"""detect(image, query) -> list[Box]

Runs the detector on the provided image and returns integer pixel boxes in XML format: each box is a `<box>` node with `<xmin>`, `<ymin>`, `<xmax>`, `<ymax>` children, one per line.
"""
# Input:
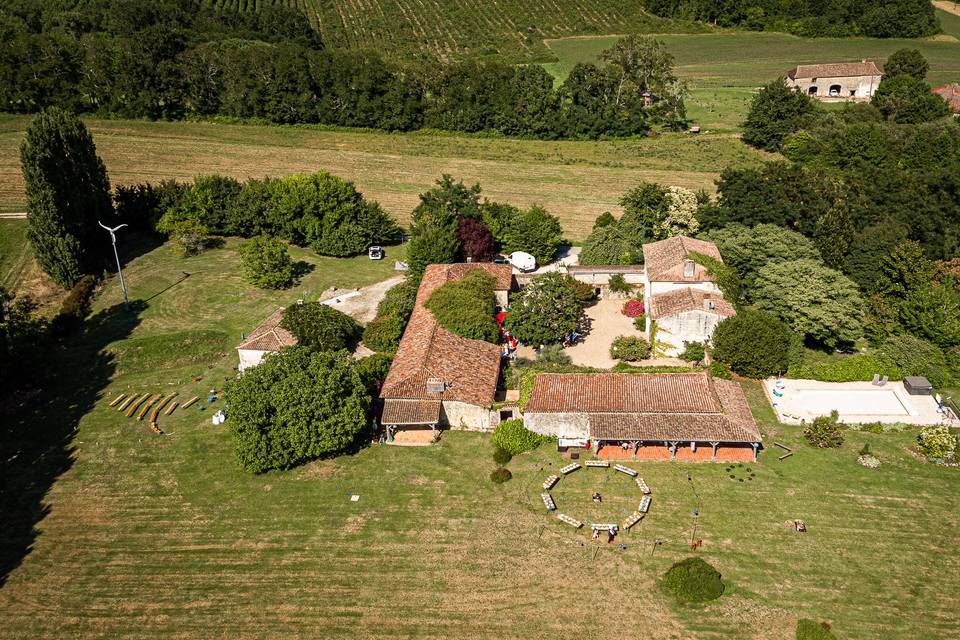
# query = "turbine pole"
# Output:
<box><xmin>99</xmin><ymin>221</ymin><xmax>129</xmax><ymax>307</ymax></box>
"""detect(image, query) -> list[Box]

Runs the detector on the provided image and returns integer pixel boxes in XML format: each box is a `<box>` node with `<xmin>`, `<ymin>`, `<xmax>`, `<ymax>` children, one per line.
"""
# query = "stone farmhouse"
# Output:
<box><xmin>785</xmin><ymin>61</ymin><xmax>881</xmax><ymax>101</ymax></box>
<box><xmin>933</xmin><ymin>83</ymin><xmax>960</xmax><ymax>114</ymax></box>
<box><xmin>523</xmin><ymin>371</ymin><xmax>762</xmax><ymax>462</ymax></box>
<box><xmin>641</xmin><ymin>236</ymin><xmax>735</xmax><ymax>356</ymax></box>
<box><xmin>379</xmin><ymin>263</ymin><xmax>514</xmax><ymax>443</ymax></box>
<box><xmin>236</xmin><ymin>308</ymin><xmax>297</xmax><ymax>372</ymax></box>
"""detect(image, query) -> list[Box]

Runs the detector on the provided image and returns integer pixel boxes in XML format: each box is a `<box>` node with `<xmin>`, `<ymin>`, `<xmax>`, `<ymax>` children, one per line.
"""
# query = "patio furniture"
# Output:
<box><xmin>614</xmin><ymin>464</ymin><xmax>638</xmax><ymax>477</ymax></box>
<box><xmin>590</xmin><ymin>523</ymin><xmax>618</xmax><ymax>532</ymax></box>
<box><xmin>638</xmin><ymin>495</ymin><xmax>652</xmax><ymax>513</ymax></box>
<box><xmin>557</xmin><ymin>513</ymin><xmax>582</xmax><ymax>528</ymax></box>
<box><xmin>541</xmin><ymin>493</ymin><xmax>556</xmax><ymax>511</ymax></box>
<box><xmin>871</xmin><ymin>374</ymin><xmax>881</xmax><ymax>385</ymax></box>
<box><xmin>772</xmin><ymin>388</ymin><xmax>783</xmax><ymax>397</ymax></box>
<box><xmin>879</xmin><ymin>375</ymin><xmax>889</xmax><ymax>386</ymax></box>
<box><xmin>560</xmin><ymin>463</ymin><xmax>581</xmax><ymax>475</ymax></box>
<box><xmin>585</xmin><ymin>460</ymin><xmax>609</xmax><ymax>468</ymax></box>
<box><xmin>542</xmin><ymin>475</ymin><xmax>559</xmax><ymax>490</ymax></box>
<box><xmin>635</xmin><ymin>477</ymin><xmax>651</xmax><ymax>494</ymax></box>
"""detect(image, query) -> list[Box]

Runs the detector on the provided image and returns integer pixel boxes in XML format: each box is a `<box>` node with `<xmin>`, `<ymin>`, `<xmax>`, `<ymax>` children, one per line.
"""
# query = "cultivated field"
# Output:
<box><xmin>1</xmin><ymin>239</ymin><xmax>958</xmax><ymax>638</ymax></box>
<box><xmin>202</xmin><ymin>0</ymin><xmax>705</xmax><ymax>62</ymax></box>
<box><xmin>544</xmin><ymin>23</ymin><xmax>960</xmax><ymax>130</ymax></box>
<box><xmin>0</xmin><ymin>115</ymin><xmax>768</xmax><ymax>241</ymax></box>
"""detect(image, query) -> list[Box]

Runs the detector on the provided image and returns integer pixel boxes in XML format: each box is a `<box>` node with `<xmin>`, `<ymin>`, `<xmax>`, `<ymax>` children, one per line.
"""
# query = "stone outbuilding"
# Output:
<box><xmin>523</xmin><ymin>372</ymin><xmax>762</xmax><ymax>462</ymax></box>
<box><xmin>566</xmin><ymin>265</ymin><xmax>645</xmax><ymax>298</ymax></box>
<box><xmin>379</xmin><ymin>263</ymin><xmax>513</xmax><ymax>443</ymax></box>
<box><xmin>236</xmin><ymin>308</ymin><xmax>297</xmax><ymax>372</ymax></box>
<box><xmin>785</xmin><ymin>61</ymin><xmax>881</xmax><ymax>101</ymax></box>
<box><xmin>649</xmin><ymin>288</ymin><xmax>735</xmax><ymax>356</ymax></box>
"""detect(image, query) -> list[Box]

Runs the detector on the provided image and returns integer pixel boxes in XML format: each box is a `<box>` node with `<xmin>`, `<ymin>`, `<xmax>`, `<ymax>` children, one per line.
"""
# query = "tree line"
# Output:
<box><xmin>642</xmin><ymin>0</ymin><xmax>940</xmax><ymax>38</ymax></box>
<box><xmin>1</xmin><ymin>1</ymin><xmax>686</xmax><ymax>137</ymax></box>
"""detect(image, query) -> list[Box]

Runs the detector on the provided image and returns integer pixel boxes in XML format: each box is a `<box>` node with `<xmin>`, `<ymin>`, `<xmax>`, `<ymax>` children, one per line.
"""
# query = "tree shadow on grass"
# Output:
<box><xmin>0</xmin><ymin>300</ymin><xmax>145</xmax><ymax>587</ymax></box>
<box><xmin>291</xmin><ymin>261</ymin><xmax>315</xmax><ymax>286</ymax></box>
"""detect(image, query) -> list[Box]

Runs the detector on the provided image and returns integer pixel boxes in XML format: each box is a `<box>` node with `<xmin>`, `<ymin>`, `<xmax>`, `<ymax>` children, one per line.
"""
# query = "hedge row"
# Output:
<box><xmin>788</xmin><ymin>353</ymin><xmax>902</xmax><ymax>383</ymax></box>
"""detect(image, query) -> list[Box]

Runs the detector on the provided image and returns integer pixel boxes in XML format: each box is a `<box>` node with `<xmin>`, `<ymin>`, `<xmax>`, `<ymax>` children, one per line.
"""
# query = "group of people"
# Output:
<box><xmin>495</xmin><ymin>306</ymin><xmax>519</xmax><ymax>357</ymax></box>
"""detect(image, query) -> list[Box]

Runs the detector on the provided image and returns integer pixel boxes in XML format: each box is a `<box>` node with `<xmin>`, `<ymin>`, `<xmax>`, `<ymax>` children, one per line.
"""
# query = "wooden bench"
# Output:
<box><xmin>181</xmin><ymin>396</ymin><xmax>200</xmax><ymax>410</ymax></box>
<box><xmin>622</xmin><ymin>512</ymin><xmax>645</xmax><ymax>530</ymax></box>
<box><xmin>590</xmin><ymin>523</ymin><xmax>618</xmax><ymax>532</ymax></box>
<box><xmin>560</xmin><ymin>463</ymin><xmax>581</xmax><ymax>475</ymax></box>
<box><xmin>542</xmin><ymin>475</ymin><xmax>559</xmax><ymax>490</ymax></box>
<box><xmin>541</xmin><ymin>493</ymin><xmax>556</xmax><ymax>511</ymax></box>
<box><xmin>136</xmin><ymin>395</ymin><xmax>160</xmax><ymax>421</ymax></box>
<box><xmin>109</xmin><ymin>394</ymin><xmax>126</xmax><ymax>407</ymax></box>
<box><xmin>614</xmin><ymin>464</ymin><xmax>638</xmax><ymax>477</ymax></box>
<box><xmin>638</xmin><ymin>495</ymin><xmax>651</xmax><ymax>513</ymax></box>
<box><xmin>119</xmin><ymin>393</ymin><xmax>145</xmax><ymax>412</ymax></box>
<box><xmin>557</xmin><ymin>513</ymin><xmax>582</xmax><ymax>528</ymax></box>
<box><xmin>124</xmin><ymin>393</ymin><xmax>152</xmax><ymax>417</ymax></box>
<box><xmin>584</xmin><ymin>460</ymin><xmax>609</xmax><ymax>468</ymax></box>
<box><xmin>164</xmin><ymin>401</ymin><xmax>179</xmax><ymax>416</ymax></box>
<box><xmin>635</xmin><ymin>477</ymin><xmax>651</xmax><ymax>494</ymax></box>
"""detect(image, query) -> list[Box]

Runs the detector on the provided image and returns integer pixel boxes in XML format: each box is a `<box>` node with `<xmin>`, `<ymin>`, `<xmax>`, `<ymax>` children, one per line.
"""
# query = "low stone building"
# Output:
<box><xmin>649</xmin><ymin>288</ymin><xmax>735</xmax><ymax>356</ymax></box>
<box><xmin>785</xmin><ymin>61</ymin><xmax>881</xmax><ymax>101</ymax></box>
<box><xmin>379</xmin><ymin>263</ymin><xmax>513</xmax><ymax>442</ymax></box>
<box><xmin>523</xmin><ymin>372</ymin><xmax>762</xmax><ymax>462</ymax></box>
<box><xmin>566</xmin><ymin>265</ymin><xmax>645</xmax><ymax>297</ymax></box>
<box><xmin>236</xmin><ymin>308</ymin><xmax>297</xmax><ymax>372</ymax></box>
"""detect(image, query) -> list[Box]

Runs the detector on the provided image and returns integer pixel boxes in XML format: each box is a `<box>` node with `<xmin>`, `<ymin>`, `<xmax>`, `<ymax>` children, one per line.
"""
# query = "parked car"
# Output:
<box><xmin>368</xmin><ymin>246</ymin><xmax>384</xmax><ymax>260</ymax></box>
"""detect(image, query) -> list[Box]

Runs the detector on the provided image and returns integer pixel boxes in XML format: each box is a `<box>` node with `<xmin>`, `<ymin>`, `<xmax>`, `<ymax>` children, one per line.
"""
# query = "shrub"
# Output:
<box><xmin>424</xmin><ymin>269</ymin><xmax>498</xmax><ymax>342</ymax></box>
<box><xmin>536</xmin><ymin>344</ymin><xmax>571</xmax><ymax>366</ymax></box>
<box><xmin>688</xmin><ymin>250</ymin><xmax>743</xmax><ymax>304</ymax></box>
<box><xmin>504</xmin><ymin>272</ymin><xmax>585</xmax><ymax>345</ymax></box>
<box><xmin>608</xmin><ymin>274</ymin><xmax>632</xmax><ymax>294</ymax></box>
<box><xmin>280</xmin><ymin>302</ymin><xmax>362</xmax><ymax>352</ymax></box>
<box><xmin>788</xmin><ymin>354</ymin><xmax>901</xmax><ymax>383</ymax></box>
<box><xmin>355</xmin><ymin>352</ymin><xmax>393</xmax><ymax>398</ymax></box>
<box><xmin>610</xmin><ymin>335</ymin><xmax>650</xmax><ymax>362</ymax></box>
<box><xmin>916</xmin><ymin>425</ymin><xmax>957</xmax><ymax>459</ymax></box>
<box><xmin>492</xmin><ymin>447</ymin><xmax>513</xmax><ymax>465</ymax></box>
<box><xmin>621</xmin><ymin>299</ymin><xmax>644</xmax><ymax>318</ymax></box>
<box><xmin>50</xmin><ymin>274</ymin><xmax>98</xmax><ymax>336</ymax></box>
<box><xmin>490</xmin><ymin>467</ymin><xmax>513</xmax><ymax>483</ymax></box>
<box><xmin>239</xmin><ymin>235</ymin><xmax>295</xmax><ymax>289</ymax></box>
<box><xmin>859</xmin><ymin>422</ymin><xmax>884</xmax><ymax>434</ymax></box>
<box><xmin>804</xmin><ymin>411</ymin><xmax>845</xmax><ymax>448</ymax></box>
<box><xmin>158</xmin><ymin>216</ymin><xmax>210</xmax><ymax>257</ymax></box>
<box><xmin>492</xmin><ymin>418</ymin><xmax>551</xmax><ymax>455</ymax></box>
<box><xmin>796</xmin><ymin>619</ymin><xmax>838</xmax><ymax>640</ymax></box>
<box><xmin>633</xmin><ymin>316</ymin><xmax>645</xmax><ymax>330</ymax></box>
<box><xmin>661</xmin><ymin>557</ymin><xmax>725</xmax><ymax>602</ymax></box>
<box><xmin>363</xmin><ymin>279</ymin><xmax>418</xmax><ymax>353</ymax></box>
<box><xmin>680</xmin><ymin>341</ymin><xmax>705</xmax><ymax>363</ymax></box>
<box><xmin>708</xmin><ymin>361</ymin><xmax>732</xmax><ymax>379</ymax></box>
<box><xmin>712</xmin><ymin>310</ymin><xmax>792</xmax><ymax>378</ymax></box>
<box><xmin>878</xmin><ymin>335</ymin><xmax>952</xmax><ymax>387</ymax></box>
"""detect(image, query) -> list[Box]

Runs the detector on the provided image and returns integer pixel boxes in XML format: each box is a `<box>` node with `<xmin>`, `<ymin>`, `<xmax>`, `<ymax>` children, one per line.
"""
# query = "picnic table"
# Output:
<box><xmin>638</xmin><ymin>495</ymin><xmax>652</xmax><ymax>513</ymax></box>
<box><xmin>635</xmin><ymin>477</ymin><xmax>651</xmax><ymax>494</ymax></box>
<box><xmin>590</xmin><ymin>523</ymin><xmax>618</xmax><ymax>532</ymax></box>
<box><xmin>622</xmin><ymin>512</ymin><xmax>645</xmax><ymax>530</ymax></box>
<box><xmin>557</xmin><ymin>513</ymin><xmax>582</xmax><ymax>528</ymax></box>
<box><xmin>560</xmin><ymin>463</ymin><xmax>581</xmax><ymax>475</ymax></box>
<box><xmin>614</xmin><ymin>464</ymin><xmax>638</xmax><ymax>477</ymax></box>
<box><xmin>541</xmin><ymin>493</ymin><xmax>556</xmax><ymax>511</ymax></box>
<box><xmin>584</xmin><ymin>460</ymin><xmax>609</xmax><ymax>468</ymax></box>
<box><xmin>542</xmin><ymin>475</ymin><xmax>559</xmax><ymax>490</ymax></box>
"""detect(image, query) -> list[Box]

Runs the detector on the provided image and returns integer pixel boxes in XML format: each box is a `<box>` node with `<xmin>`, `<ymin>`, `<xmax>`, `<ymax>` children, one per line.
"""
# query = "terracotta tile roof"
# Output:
<box><xmin>933</xmin><ymin>84</ymin><xmax>960</xmax><ymax>114</ymax></box>
<box><xmin>444</xmin><ymin>262</ymin><xmax>513</xmax><ymax>291</ymax></box>
<box><xmin>525</xmin><ymin>372</ymin><xmax>721</xmax><ymax>414</ymax></box>
<box><xmin>525</xmin><ymin>373</ymin><xmax>761</xmax><ymax>444</ymax></box>
<box><xmin>380</xmin><ymin>263</ymin><xmax>505</xmax><ymax>408</ymax></box>
<box><xmin>649</xmin><ymin>289</ymin><xmax>736</xmax><ymax>320</ymax></box>
<box><xmin>381</xmin><ymin>399</ymin><xmax>441</xmax><ymax>425</ymax></box>
<box><xmin>787</xmin><ymin>61</ymin><xmax>881</xmax><ymax>80</ymax></box>
<box><xmin>642</xmin><ymin>236</ymin><xmax>723</xmax><ymax>283</ymax></box>
<box><xmin>237</xmin><ymin>308</ymin><xmax>298</xmax><ymax>352</ymax></box>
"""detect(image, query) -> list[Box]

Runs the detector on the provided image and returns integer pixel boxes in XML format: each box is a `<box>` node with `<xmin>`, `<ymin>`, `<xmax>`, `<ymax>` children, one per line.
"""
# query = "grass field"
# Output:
<box><xmin>1</xmin><ymin>239</ymin><xmax>959</xmax><ymax>639</ymax></box>
<box><xmin>0</xmin><ymin>219</ymin><xmax>29</xmax><ymax>290</ymax></box>
<box><xmin>0</xmin><ymin>115</ymin><xmax>768</xmax><ymax>242</ymax></box>
<box><xmin>544</xmin><ymin>28</ymin><xmax>960</xmax><ymax>130</ymax></box>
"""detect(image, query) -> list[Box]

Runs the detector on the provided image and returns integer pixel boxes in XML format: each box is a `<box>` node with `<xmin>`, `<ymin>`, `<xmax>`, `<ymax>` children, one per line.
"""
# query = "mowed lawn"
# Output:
<box><xmin>544</xmin><ymin>26</ymin><xmax>960</xmax><ymax>130</ymax></box>
<box><xmin>0</xmin><ymin>115</ymin><xmax>768</xmax><ymax>241</ymax></box>
<box><xmin>1</xmin><ymin>241</ymin><xmax>959</xmax><ymax>638</ymax></box>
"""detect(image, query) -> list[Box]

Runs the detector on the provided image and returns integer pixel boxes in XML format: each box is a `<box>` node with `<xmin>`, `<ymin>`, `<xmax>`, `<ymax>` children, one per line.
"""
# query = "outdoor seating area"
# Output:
<box><xmin>622</xmin><ymin>511</ymin><xmax>645</xmax><ymax>530</ymax></box>
<box><xmin>635</xmin><ymin>477</ymin><xmax>650</xmax><ymax>494</ymax></box>
<box><xmin>560</xmin><ymin>463</ymin><xmax>581</xmax><ymax>475</ymax></box>
<box><xmin>542</xmin><ymin>475</ymin><xmax>559</xmax><ymax>490</ymax></box>
<box><xmin>638</xmin><ymin>495</ymin><xmax>651</xmax><ymax>513</ymax></box>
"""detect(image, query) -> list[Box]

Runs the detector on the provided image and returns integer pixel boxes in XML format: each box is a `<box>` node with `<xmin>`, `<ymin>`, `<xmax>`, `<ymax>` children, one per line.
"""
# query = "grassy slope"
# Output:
<box><xmin>936</xmin><ymin>7</ymin><xmax>960</xmax><ymax>40</ymax></box>
<box><xmin>2</xmin><ymin>248</ymin><xmax>958</xmax><ymax>640</ymax></box>
<box><xmin>0</xmin><ymin>115</ymin><xmax>768</xmax><ymax>242</ymax></box>
<box><xmin>544</xmin><ymin>31</ymin><xmax>960</xmax><ymax>130</ymax></box>
<box><xmin>0</xmin><ymin>219</ymin><xmax>29</xmax><ymax>290</ymax></box>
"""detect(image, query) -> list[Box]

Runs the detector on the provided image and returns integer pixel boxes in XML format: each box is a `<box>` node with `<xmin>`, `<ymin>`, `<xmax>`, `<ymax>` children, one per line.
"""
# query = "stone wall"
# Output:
<box><xmin>237</xmin><ymin>349</ymin><xmax>270</xmax><ymax>372</ymax></box>
<box><xmin>656</xmin><ymin>310</ymin><xmax>725</xmax><ymax>356</ymax></box>
<box><xmin>523</xmin><ymin>412</ymin><xmax>589</xmax><ymax>439</ymax></box>
<box><xmin>442</xmin><ymin>401</ymin><xmax>494</xmax><ymax>431</ymax></box>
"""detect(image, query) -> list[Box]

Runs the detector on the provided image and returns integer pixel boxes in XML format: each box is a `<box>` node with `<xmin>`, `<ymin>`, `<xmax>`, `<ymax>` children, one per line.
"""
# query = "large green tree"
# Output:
<box><xmin>227</xmin><ymin>347</ymin><xmax>370</xmax><ymax>473</ymax></box>
<box><xmin>711</xmin><ymin>309</ymin><xmax>793</xmax><ymax>379</ymax></box>
<box><xmin>741</xmin><ymin>78</ymin><xmax>819</xmax><ymax>152</ymax></box>
<box><xmin>752</xmin><ymin>259</ymin><xmax>863</xmax><ymax>348</ymax></box>
<box><xmin>238</xmin><ymin>235</ymin><xmax>295</xmax><ymax>289</ymax></box>
<box><xmin>20</xmin><ymin>107</ymin><xmax>112</xmax><ymax>287</ymax></box>
<box><xmin>871</xmin><ymin>74</ymin><xmax>953</xmax><ymax>124</ymax></box>
<box><xmin>699</xmin><ymin>223</ymin><xmax>821</xmax><ymax>290</ymax></box>
<box><xmin>883</xmin><ymin>49</ymin><xmax>929</xmax><ymax>80</ymax></box>
<box><xmin>502</xmin><ymin>206</ymin><xmax>563</xmax><ymax>264</ymax></box>
<box><xmin>504</xmin><ymin>272</ymin><xmax>584</xmax><ymax>345</ymax></box>
<box><xmin>280</xmin><ymin>302</ymin><xmax>362</xmax><ymax>352</ymax></box>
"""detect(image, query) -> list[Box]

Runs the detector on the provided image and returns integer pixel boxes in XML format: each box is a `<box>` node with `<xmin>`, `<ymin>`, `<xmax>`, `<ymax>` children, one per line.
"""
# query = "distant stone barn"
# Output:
<box><xmin>785</xmin><ymin>61</ymin><xmax>881</xmax><ymax>101</ymax></box>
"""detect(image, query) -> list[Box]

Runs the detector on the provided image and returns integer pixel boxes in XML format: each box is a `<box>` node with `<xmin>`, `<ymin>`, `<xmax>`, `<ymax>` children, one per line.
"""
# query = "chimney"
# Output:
<box><xmin>683</xmin><ymin>259</ymin><xmax>695</xmax><ymax>278</ymax></box>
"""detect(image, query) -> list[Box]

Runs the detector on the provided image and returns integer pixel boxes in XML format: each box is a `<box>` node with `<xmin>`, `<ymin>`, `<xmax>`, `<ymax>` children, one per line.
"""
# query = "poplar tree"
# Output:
<box><xmin>20</xmin><ymin>108</ymin><xmax>112</xmax><ymax>288</ymax></box>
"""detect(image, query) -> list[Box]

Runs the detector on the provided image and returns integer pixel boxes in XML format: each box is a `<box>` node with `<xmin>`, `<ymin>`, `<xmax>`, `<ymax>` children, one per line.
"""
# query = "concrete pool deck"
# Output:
<box><xmin>764</xmin><ymin>378</ymin><xmax>958</xmax><ymax>426</ymax></box>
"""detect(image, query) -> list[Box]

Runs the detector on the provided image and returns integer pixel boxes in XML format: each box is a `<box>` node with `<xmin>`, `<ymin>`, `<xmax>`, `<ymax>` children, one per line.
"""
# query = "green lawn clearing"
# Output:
<box><xmin>544</xmin><ymin>31</ymin><xmax>960</xmax><ymax>130</ymax></box>
<box><xmin>0</xmin><ymin>218</ymin><xmax>29</xmax><ymax>291</ymax></box>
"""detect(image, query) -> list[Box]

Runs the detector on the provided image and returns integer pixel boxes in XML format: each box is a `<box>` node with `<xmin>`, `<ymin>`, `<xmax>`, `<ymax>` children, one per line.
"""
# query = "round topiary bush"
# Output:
<box><xmin>610</xmin><ymin>335</ymin><xmax>650</xmax><ymax>361</ymax></box>
<box><xmin>661</xmin><ymin>557</ymin><xmax>725</xmax><ymax>602</ymax></box>
<box><xmin>803</xmin><ymin>411</ymin><xmax>845</xmax><ymax>448</ymax></box>
<box><xmin>492</xmin><ymin>447</ymin><xmax>513</xmax><ymax>465</ymax></box>
<box><xmin>490</xmin><ymin>467</ymin><xmax>512</xmax><ymax>483</ymax></box>
<box><xmin>712</xmin><ymin>309</ymin><xmax>792</xmax><ymax>378</ymax></box>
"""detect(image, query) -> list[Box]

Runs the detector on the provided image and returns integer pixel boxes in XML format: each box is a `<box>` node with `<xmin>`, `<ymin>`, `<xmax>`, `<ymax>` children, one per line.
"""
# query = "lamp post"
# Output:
<box><xmin>98</xmin><ymin>221</ymin><xmax>129</xmax><ymax>306</ymax></box>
